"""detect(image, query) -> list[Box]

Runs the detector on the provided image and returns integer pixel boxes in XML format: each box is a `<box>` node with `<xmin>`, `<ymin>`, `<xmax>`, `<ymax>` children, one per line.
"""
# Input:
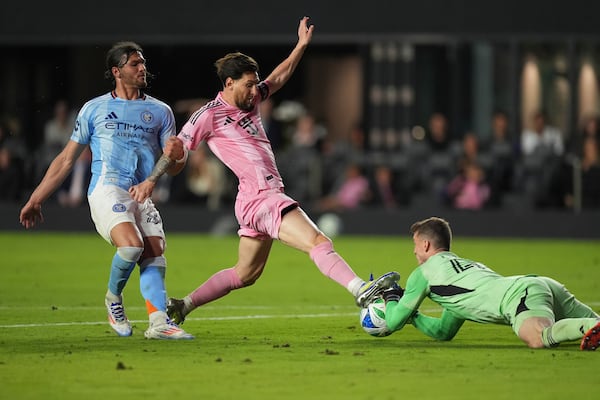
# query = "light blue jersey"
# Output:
<box><xmin>71</xmin><ymin>91</ymin><xmax>175</xmax><ymax>193</ymax></box>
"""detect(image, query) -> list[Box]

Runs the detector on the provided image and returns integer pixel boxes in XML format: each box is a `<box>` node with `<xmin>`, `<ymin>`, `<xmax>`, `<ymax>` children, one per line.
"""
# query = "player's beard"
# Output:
<box><xmin>136</xmin><ymin>74</ymin><xmax>148</xmax><ymax>88</ymax></box>
<box><xmin>121</xmin><ymin>73</ymin><xmax>147</xmax><ymax>90</ymax></box>
<box><xmin>236</xmin><ymin>95</ymin><xmax>254</xmax><ymax>112</ymax></box>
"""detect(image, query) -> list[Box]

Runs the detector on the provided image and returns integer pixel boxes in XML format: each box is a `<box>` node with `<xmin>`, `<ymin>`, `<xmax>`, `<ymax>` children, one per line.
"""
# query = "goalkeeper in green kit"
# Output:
<box><xmin>379</xmin><ymin>216</ymin><xmax>600</xmax><ymax>350</ymax></box>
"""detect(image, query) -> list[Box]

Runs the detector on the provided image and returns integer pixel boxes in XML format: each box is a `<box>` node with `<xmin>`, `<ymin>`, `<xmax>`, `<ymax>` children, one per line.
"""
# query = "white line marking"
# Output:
<box><xmin>0</xmin><ymin>312</ymin><xmax>359</xmax><ymax>329</ymax></box>
<box><xmin>1</xmin><ymin>302</ymin><xmax>598</xmax><ymax>329</ymax></box>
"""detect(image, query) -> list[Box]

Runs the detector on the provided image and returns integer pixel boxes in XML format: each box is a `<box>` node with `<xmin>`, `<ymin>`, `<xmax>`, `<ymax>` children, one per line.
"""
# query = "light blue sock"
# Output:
<box><xmin>107</xmin><ymin>247</ymin><xmax>141</xmax><ymax>296</ymax></box>
<box><xmin>140</xmin><ymin>265</ymin><xmax>167</xmax><ymax>312</ymax></box>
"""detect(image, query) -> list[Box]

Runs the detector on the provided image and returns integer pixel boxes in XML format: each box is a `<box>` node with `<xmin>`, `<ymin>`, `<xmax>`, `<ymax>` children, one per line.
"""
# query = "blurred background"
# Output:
<box><xmin>1</xmin><ymin>0</ymin><xmax>599</xmax><ymax>236</ymax></box>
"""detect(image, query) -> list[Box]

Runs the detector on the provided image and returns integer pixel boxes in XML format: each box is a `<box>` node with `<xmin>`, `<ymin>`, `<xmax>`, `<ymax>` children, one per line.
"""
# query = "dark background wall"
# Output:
<box><xmin>2</xmin><ymin>1</ymin><xmax>600</xmax><ymax>46</ymax></box>
<box><xmin>2</xmin><ymin>1</ymin><xmax>600</xmax><ymax>239</ymax></box>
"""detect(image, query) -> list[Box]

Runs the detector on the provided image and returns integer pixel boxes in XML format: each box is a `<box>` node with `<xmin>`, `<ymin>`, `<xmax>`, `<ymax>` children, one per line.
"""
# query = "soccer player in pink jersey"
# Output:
<box><xmin>129</xmin><ymin>17</ymin><xmax>398</xmax><ymax>326</ymax></box>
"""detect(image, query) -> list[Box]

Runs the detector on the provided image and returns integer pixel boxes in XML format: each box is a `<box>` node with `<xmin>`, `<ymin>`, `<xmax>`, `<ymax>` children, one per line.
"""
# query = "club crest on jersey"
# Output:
<box><xmin>112</xmin><ymin>203</ymin><xmax>127</xmax><ymax>213</ymax></box>
<box><xmin>141</xmin><ymin>111</ymin><xmax>154</xmax><ymax>124</ymax></box>
<box><xmin>238</xmin><ymin>116</ymin><xmax>259</xmax><ymax>136</ymax></box>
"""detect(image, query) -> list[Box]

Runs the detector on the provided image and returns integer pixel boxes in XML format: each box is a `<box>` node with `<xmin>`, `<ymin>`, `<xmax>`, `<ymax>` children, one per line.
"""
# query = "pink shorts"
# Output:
<box><xmin>234</xmin><ymin>188</ymin><xmax>298</xmax><ymax>240</ymax></box>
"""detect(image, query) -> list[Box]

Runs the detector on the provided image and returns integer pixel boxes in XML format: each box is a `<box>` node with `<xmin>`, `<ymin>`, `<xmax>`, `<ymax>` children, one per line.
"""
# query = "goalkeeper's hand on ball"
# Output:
<box><xmin>382</xmin><ymin>284</ymin><xmax>404</xmax><ymax>303</ymax></box>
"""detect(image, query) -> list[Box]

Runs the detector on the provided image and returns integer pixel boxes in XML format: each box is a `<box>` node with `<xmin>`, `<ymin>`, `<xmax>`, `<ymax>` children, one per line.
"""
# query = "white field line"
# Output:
<box><xmin>0</xmin><ymin>313</ymin><xmax>359</xmax><ymax>328</ymax></box>
<box><xmin>1</xmin><ymin>302</ymin><xmax>599</xmax><ymax>329</ymax></box>
<box><xmin>0</xmin><ymin>306</ymin><xmax>444</xmax><ymax>329</ymax></box>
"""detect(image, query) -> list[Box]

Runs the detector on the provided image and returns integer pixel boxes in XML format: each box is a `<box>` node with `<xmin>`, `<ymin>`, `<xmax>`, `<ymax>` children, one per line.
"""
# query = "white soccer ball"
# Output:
<box><xmin>359</xmin><ymin>297</ymin><xmax>392</xmax><ymax>337</ymax></box>
<box><xmin>317</xmin><ymin>213</ymin><xmax>343</xmax><ymax>238</ymax></box>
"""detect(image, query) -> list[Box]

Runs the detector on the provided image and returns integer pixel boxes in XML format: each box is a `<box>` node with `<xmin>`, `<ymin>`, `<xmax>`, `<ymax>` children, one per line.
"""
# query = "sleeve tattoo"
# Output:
<box><xmin>147</xmin><ymin>154</ymin><xmax>174</xmax><ymax>183</ymax></box>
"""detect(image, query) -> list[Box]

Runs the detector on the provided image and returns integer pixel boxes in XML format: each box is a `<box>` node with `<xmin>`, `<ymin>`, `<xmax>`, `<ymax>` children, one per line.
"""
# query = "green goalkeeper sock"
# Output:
<box><xmin>542</xmin><ymin>318</ymin><xmax>599</xmax><ymax>347</ymax></box>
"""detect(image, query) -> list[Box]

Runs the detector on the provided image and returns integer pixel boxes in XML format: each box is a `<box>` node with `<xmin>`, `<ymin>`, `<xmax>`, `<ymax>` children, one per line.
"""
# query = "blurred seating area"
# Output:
<box><xmin>2</xmin><ymin>101</ymin><xmax>597</xmax><ymax>215</ymax></box>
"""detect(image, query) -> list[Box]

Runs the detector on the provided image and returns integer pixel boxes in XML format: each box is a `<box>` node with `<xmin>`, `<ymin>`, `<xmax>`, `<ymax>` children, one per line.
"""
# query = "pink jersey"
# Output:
<box><xmin>178</xmin><ymin>82</ymin><xmax>284</xmax><ymax>195</ymax></box>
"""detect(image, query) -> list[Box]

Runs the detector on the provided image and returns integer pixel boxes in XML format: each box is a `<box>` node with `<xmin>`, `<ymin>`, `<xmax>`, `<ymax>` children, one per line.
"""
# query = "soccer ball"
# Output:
<box><xmin>359</xmin><ymin>297</ymin><xmax>392</xmax><ymax>337</ymax></box>
<box><xmin>317</xmin><ymin>213</ymin><xmax>343</xmax><ymax>238</ymax></box>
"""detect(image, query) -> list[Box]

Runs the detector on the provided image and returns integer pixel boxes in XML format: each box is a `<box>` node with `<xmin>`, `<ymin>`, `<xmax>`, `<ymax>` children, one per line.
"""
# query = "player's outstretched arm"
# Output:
<box><xmin>384</xmin><ymin>269</ymin><xmax>428</xmax><ymax>331</ymax></box>
<box><xmin>265</xmin><ymin>16</ymin><xmax>314</xmax><ymax>95</ymax></box>
<box><xmin>20</xmin><ymin>140</ymin><xmax>85</xmax><ymax>229</ymax></box>
<box><xmin>412</xmin><ymin>309</ymin><xmax>465</xmax><ymax>341</ymax></box>
<box><xmin>129</xmin><ymin>137</ymin><xmax>187</xmax><ymax>202</ymax></box>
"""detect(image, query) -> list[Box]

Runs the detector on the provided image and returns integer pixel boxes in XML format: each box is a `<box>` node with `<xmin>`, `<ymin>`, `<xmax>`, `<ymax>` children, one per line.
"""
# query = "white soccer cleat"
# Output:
<box><xmin>144</xmin><ymin>318</ymin><xmax>195</xmax><ymax>340</ymax></box>
<box><xmin>355</xmin><ymin>271</ymin><xmax>401</xmax><ymax>308</ymax></box>
<box><xmin>105</xmin><ymin>297</ymin><xmax>132</xmax><ymax>337</ymax></box>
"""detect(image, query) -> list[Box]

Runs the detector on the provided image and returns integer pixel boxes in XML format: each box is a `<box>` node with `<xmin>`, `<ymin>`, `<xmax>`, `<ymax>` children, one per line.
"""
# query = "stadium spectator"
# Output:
<box><xmin>56</xmin><ymin>146</ymin><xmax>91</xmax><ymax>208</ymax></box>
<box><xmin>455</xmin><ymin>132</ymin><xmax>483</xmax><ymax>169</ymax></box>
<box><xmin>561</xmin><ymin>136</ymin><xmax>600</xmax><ymax>209</ymax></box>
<box><xmin>521</xmin><ymin>110</ymin><xmax>564</xmax><ymax>157</ymax></box>
<box><xmin>442</xmin><ymin>132</ymin><xmax>492</xmax><ymax>209</ymax></box>
<box><xmin>0</xmin><ymin>118</ymin><xmax>27</xmax><ymax>202</ymax></box>
<box><xmin>426</xmin><ymin>112</ymin><xmax>452</xmax><ymax>152</ymax></box>
<box><xmin>518</xmin><ymin>110</ymin><xmax>565</xmax><ymax>207</ymax></box>
<box><xmin>19</xmin><ymin>41</ymin><xmax>193</xmax><ymax>340</ymax></box>
<box><xmin>37</xmin><ymin>99</ymin><xmax>91</xmax><ymax>207</ymax></box>
<box><xmin>368</xmin><ymin>164</ymin><xmax>399</xmax><ymax>209</ymax></box>
<box><xmin>0</xmin><ymin>145</ymin><xmax>24</xmax><ymax>202</ymax></box>
<box><xmin>319</xmin><ymin>123</ymin><xmax>368</xmax><ymax>199</ymax></box>
<box><xmin>444</xmin><ymin>160</ymin><xmax>490</xmax><ymax>210</ymax></box>
<box><xmin>40</xmin><ymin>100</ymin><xmax>75</xmax><ymax>167</ymax></box>
<box><xmin>421</xmin><ymin>112</ymin><xmax>457</xmax><ymax>197</ymax></box>
<box><xmin>381</xmin><ymin>216</ymin><xmax>600</xmax><ymax>350</ymax></box>
<box><xmin>577</xmin><ymin>136</ymin><xmax>600</xmax><ymax>208</ymax></box>
<box><xmin>129</xmin><ymin>17</ymin><xmax>400</xmax><ymax>325</ymax></box>
<box><xmin>567</xmin><ymin>114</ymin><xmax>598</xmax><ymax>159</ymax></box>
<box><xmin>316</xmin><ymin>163</ymin><xmax>371</xmax><ymax>212</ymax></box>
<box><xmin>483</xmin><ymin>110</ymin><xmax>517</xmax><ymax>206</ymax></box>
<box><xmin>278</xmin><ymin>112</ymin><xmax>325</xmax><ymax>204</ymax></box>
<box><xmin>170</xmin><ymin>142</ymin><xmax>227</xmax><ymax>210</ymax></box>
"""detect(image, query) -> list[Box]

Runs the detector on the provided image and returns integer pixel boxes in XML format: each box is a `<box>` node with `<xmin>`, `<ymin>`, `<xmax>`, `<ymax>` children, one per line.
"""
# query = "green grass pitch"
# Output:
<box><xmin>1</xmin><ymin>231</ymin><xmax>598</xmax><ymax>399</ymax></box>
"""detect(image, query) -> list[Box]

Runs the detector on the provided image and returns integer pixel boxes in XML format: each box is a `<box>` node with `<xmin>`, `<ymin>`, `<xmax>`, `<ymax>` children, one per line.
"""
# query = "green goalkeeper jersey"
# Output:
<box><xmin>386</xmin><ymin>251</ymin><xmax>525</xmax><ymax>339</ymax></box>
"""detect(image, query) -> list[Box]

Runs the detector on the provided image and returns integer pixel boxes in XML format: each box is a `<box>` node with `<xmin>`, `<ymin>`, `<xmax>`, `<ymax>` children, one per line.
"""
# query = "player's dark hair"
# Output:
<box><xmin>410</xmin><ymin>217</ymin><xmax>452</xmax><ymax>251</ymax></box>
<box><xmin>214</xmin><ymin>52</ymin><xmax>259</xmax><ymax>86</ymax></box>
<box><xmin>104</xmin><ymin>41</ymin><xmax>154</xmax><ymax>85</ymax></box>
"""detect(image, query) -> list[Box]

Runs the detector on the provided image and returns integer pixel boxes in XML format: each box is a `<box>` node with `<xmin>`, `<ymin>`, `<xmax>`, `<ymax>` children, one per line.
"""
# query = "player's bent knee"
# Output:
<box><xmin>242</xmin><ymin>277</ymin><xmax>257</xmax><ymax>287</ymax></box>
<box><xmin>117</xmin><ymin>246</ymin><xmax>144</xmax><ymax>263</ymax></box>
<box><xmin>241</xmin><ymin>270</ymin><xmax>263</xmax><ymax>286</ymax></box>
<box><xmin>524</xmin><ymin>339</ymin><xmax>545</xmax><ymax>349</ymax></box>
<box><xmin>519</xmin><ymin>329</ymin><xmax>544</xmax><ymax>348</ymax></box>
<box><xmin>315</xmin><ymin>232</ymin><xmax>332</xmax><ymax>246</ymax></box>
<box><xmin>236</xmin><ymin>264</ymin><xmax>266</xmax><ymax>286</ymax></box>
<box><xmin>518</xmin><ymin>317</ymin><xmax>550</xmax><ymax>349</ymax></box>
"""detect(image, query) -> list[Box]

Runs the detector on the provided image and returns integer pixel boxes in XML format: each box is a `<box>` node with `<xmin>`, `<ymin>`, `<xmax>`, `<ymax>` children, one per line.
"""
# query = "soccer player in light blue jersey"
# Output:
<box><xmin>381</xmin><ymin>216</ymin><xmax>600</xmax><ymax>350</ymax></box>
<box><xmin>20</xmin><ymin>42</ymin><xmax>192</xmax><ymax>340</ymax></box>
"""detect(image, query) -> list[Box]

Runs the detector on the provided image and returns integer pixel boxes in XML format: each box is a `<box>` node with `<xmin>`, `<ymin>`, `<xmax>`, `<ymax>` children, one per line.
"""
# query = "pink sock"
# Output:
<box><xmin>309</xmin><ymin>241</ymin><xmax>358</xmax><ymax>288</ymax></box>
<box><xmin>189</xmin><ymin>267</ymin><xmax>244</xmax><ymax>307</ymax></box>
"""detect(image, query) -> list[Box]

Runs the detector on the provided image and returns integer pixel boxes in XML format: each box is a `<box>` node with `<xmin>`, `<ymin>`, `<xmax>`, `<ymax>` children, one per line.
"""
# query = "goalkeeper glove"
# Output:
<box><xmin>382</xmin><ymin>284</ymin><xmax>404</xmax><ymax>303</ymax></box>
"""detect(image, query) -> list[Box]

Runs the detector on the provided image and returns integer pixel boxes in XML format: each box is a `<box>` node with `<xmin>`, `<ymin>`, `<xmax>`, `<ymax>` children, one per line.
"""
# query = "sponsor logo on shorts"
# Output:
<box><xmin>112</xmin><ymin>203</ymin><xmax>127</xmax><ymax>213</ymax></box>
<box><xmin>146</xmin><ymin>210</ymin><xmax>161</xmax><ymax>224</ymax></box>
